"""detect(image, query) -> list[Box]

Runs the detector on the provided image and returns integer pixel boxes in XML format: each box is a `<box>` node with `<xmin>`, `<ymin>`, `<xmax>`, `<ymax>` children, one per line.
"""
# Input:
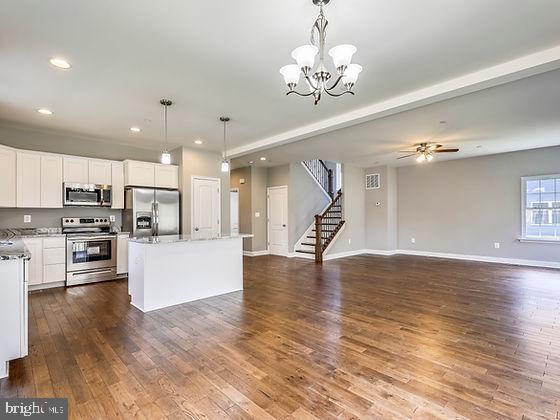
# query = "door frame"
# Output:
<box><xmin>190</xmin><ymin>175</ymin><xmax>222</xmax><ymax>235</ymax></box>
<box><xmin>230</xmin><ymin>188</ymin><xmax>239</xmax><ymax>235</ymax></box>
<box><xmin>267</xmin><ymin>185</ymin><xmax>289</xmax><ymax>256</ymax></box>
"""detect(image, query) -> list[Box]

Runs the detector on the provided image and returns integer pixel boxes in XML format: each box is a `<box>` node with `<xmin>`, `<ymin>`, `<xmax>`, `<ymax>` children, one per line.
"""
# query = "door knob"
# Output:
<box><xmin>195</xmin><ymin>227</ymin><xmax>199</xmax><ymax>231</ymax></box>
<box><xmin>282</xmin><ymin>224</ymin><xmax>286</xmax><ymax>228</ymax></box>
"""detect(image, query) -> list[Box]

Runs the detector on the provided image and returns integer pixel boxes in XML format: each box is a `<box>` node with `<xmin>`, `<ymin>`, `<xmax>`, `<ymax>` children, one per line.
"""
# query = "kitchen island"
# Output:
<box><xmin>127</xmin><ymin>233</ymin><xmax>252</xmax><ymax>312</ymax></box>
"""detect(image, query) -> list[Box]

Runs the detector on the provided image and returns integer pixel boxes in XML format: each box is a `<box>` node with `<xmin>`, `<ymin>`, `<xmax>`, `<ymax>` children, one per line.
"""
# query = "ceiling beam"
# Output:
<box><xmin>228</xmin><ymin>45</ymin><xmax>560</xmax><ymax>158</ymax></box>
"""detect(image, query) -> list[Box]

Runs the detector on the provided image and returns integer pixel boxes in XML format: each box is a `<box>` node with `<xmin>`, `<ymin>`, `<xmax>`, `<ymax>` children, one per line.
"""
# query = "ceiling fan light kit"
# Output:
<box><xmin>279</xmin><ymin>0</ymin><xmax>362</xmax><ymax>105</ymax></box>
<box><xmin>399</xmin><ymin>143</ymin><xmax>459</xmax><ymax>163</ymax></box>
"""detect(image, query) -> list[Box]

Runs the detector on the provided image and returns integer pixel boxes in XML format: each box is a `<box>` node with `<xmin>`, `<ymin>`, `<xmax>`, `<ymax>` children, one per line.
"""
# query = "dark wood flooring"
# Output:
<box><xmin>1</xmin><ymin>254</ymin><xmax>560</xmax><ymax>419</ymax></box>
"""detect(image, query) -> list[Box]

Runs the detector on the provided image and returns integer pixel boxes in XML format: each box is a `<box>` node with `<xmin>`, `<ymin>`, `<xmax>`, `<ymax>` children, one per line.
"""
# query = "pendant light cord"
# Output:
<box><xmin>223</xmin><ymin>120</ymin><xmax>227</xmax><ymax>159</ymax></box>
<box><xmin>164</xmin><ymin>104</ymin><xmax>168</xmax><ymax>151</ymax></box>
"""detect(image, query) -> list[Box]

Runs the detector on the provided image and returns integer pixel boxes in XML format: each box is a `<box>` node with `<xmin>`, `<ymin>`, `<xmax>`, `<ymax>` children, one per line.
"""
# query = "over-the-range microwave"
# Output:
<box><xmin>63</xmin><ymin>183</ymin><xmax>112</xmax><ymax>207</ymax></box>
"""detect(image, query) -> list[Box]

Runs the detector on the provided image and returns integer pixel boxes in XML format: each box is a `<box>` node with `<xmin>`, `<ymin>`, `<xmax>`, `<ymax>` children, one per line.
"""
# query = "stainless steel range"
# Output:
<box><xmin>63</xmin><ymin>217</ymin><xmax>117</xmax><ymax>286</ymax></box>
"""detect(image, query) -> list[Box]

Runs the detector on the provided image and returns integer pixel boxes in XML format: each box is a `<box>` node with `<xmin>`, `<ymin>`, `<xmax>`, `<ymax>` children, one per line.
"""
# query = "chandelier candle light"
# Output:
<box><xmin>220</xmin><ymin>116</ymin><xmax>231</xmax><ymax>173</ymax></box>
<box><xmin>160</xmin><ymin>99</ymin><xmax>172</xmax><ymax>165</ymax></box>
<box><xmin>279</xmin><ymin>0</ymin><xmax>362</xmax><ymax>105</ymax></box>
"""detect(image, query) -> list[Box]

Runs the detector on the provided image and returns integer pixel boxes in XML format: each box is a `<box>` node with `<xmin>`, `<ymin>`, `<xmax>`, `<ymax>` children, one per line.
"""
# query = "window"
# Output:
<box><xmin>522</xmin><ymin>175</ymin><xmax>560</xmax><ymax>241</ymax></box>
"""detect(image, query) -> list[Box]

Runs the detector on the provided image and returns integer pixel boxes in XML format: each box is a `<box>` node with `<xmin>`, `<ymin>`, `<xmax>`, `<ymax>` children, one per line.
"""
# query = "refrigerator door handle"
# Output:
<box><xmin>155</xmin><ymin>202</ymin><xmax>160</xmax><ymax>236</ymax></box>
<box><xmin>151</xmin><ymin>202</ymin><xmax>157</xmax><ymax>236</ymax></box>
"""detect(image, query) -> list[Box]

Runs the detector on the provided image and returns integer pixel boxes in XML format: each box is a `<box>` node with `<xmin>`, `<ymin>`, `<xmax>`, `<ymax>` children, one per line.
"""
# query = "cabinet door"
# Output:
<box><xmin>22</xmin><ymin>239</ymin><xmax>43</xmax><ymax>285</ymax></box>
<box><xmin>63</xmin><ymin>156</ymin><xmax>89</xmax><ymax>183</ymax></box>
<box><xmin>111</xmin><ymin>162</ymin><xmax>125</xmax><ymax>209</ymax></box>
<box><xmin>0</xmin><ymin>145</ymin><xmax>16</xmax><ymax>207</ymax></box>
<box><xmin>117</xmin><ymin>234</ymin><xmax>129</xmax><ymax>274</ymax></box>
<box><xmin>88</xmin><ymin>159</ymin><xmax>112</xmax><ymax>185</ymax></box>
<box><xmin>155</xmin><ymin>164</ymin><xmax>179</xmax><ymax>189</ymax></box>
<box><xmin>124</xmin><ymin>161</ymin><xmax>155</xmax><ymax>187</ymax></box>
<box><xmin>43</xmin><ymin>264</ymin><xmax>66</xmax><ymax>284</ymax></box>
<box><xmin>16</xmin><ymin>152</ymin><xmax>41</xmax><ymax>208</ymax></box>
<box><xmin>40</xmin><ymin>154</ymin><xmax>63</xmax><ymax>208</ymax></box>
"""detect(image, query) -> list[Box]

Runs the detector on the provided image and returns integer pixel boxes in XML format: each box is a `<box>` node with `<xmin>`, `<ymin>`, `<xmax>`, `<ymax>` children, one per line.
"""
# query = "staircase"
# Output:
<box><xmin>296</xmin><ymin>160</ymin><xmax>345</xmax><ymax>262</ymax></box>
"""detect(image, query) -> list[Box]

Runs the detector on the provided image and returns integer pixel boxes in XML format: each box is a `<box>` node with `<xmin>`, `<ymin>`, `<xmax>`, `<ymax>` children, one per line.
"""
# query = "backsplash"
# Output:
<box><xmin>0</xmin><ymin>208</ymin><xmax>122</xmax><ymax>229</ymax></box>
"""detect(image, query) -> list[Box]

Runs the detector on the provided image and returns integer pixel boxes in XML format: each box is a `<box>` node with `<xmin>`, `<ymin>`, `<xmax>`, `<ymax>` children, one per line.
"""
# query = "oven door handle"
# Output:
<box><xmin>68</xmin><ymin>236</ymin><xmax>116</xmax><ymax>241</ymax></box>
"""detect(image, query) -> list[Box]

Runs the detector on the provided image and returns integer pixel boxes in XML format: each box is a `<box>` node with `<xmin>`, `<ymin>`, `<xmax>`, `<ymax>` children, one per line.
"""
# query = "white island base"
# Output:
<box><xmin>128</xmin><ymin>234</ymin><xmax>251</xmax><ymax>312</ymax></box>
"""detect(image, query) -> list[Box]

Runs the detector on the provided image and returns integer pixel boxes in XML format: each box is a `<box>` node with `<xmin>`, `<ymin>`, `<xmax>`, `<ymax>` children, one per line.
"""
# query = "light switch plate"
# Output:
<box><xmin>240</xmin><ymin>178</ymin><xmax>246</xmax><ymax>184</ymax></box>
<box><xmin>411</xmin><ymin>237</ymin><xmax>416</xmax><ymax>244</ymax></box>
<box><xmin>255</xmin><ymin>212</ymin><xmax>260</xmax><ymax>218</ymax></box>
<box><xmin>109</xmin><ymin>215</ymin><xmax>116</xmax><ymax>222</ymax></box>
<box><xmin>494</xmin><ymin>242</ymin><xmax>500</xmax><ymax>249</ymax></box>
<box><xmin>24</xmin><ymin>215</ymin><xmax>31</xmax><ymax>223</ymax></box>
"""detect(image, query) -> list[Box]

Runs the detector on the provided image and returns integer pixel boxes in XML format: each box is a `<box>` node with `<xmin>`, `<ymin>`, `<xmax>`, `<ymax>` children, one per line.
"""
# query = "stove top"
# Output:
<box><xmin>61</xmin><ymin>217</ymin><xmax>113</xmax><ymax>235</ymax></box>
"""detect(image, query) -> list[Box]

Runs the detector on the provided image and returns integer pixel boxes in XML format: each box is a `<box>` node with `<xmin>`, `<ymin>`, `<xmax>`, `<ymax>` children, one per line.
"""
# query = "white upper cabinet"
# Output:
<box><xmin>63</xmin><ymin>156</ymin><xmax>89</xmax><ymax>183</ymax></box>
<box><xmin>124</xmin><ymin>160</ymin><xmax>155</xmax><ymax>187</ymax></box>
<box><xmin>155</xmin><ymin>164</ymin><xmax>179</xmax><ymax>189</ymax></box>
<box><xmin>16</xmin><ymin>151</ymin><xmax>41</xmax><ymax>208</ymax></box>
<box><xmin>88</xmin><ymin>159</ymin><xmax>112</xmax><ymax>185</ymax></box>
<box><xmin>111</xmin><ymin>162</ymin><xmax>124</xmax><ymax>209</ymax></box>
<box><xmin>0</xmin><ymin>145</ymin><xmax>16</xmax><ymax>207</ymax></box>
<box><xmin>40</xmin><ymin>154</ymin><xmax>63</xmax><ymax>208</ymax></box>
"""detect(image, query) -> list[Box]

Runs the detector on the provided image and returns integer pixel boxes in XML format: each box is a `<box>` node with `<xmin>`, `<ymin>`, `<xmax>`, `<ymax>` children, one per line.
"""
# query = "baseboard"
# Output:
<box><xmin>363</xmin><ymin>249</ymin><xmax>399</xmax><ymax>256</ymax></box>
<box><xmin>29</xmin><ymin>281</ymin><xmax>66</xmax><ymax>291</ymax></box>
<box><xmin>373</xmin><ymin>249</ymin><xmax>560</xmax><ymax>269</ymax></box>
<box><xmin>243</xmin><ymin>250</ymin><xmax>270</xmax><ymax>257</ymax></box>
<box><xmin>323</xmin><ymin>249</ymin><xmax>368</xmax><ymax>261</ymax></box>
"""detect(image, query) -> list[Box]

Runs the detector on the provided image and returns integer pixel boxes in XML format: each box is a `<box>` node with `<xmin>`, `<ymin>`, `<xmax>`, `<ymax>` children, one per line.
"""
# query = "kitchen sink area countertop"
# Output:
<box><xmin>128</xmin><ymin>233</ymin><xmax>253</xmax><ymax>245</ymax></box>
<box><xmin>0</xmin><ymin>228</ymin><xmax>64</xmax><ymax>240</ymax></box>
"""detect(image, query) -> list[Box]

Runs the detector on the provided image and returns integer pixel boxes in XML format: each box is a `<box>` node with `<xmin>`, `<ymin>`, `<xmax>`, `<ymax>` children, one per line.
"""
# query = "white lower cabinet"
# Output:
<box><xmin>117</xmin><ymin>233</ymin><xmax>129</xmax><ymax>275</ymax></box>
<box><xmin>22</xmin><ymin>238</ymin><xmax>43</xmax><ymax>286</ymax></box>
<box><xmin>23</xmin><ymin>237</ymin><xmax>66</xmax><ymax>286</ymax></box>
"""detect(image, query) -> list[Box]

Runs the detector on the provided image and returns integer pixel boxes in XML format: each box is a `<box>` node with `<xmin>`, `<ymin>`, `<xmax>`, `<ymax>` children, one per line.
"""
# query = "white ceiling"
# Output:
<box><xmin>1</xmin><ymin>0</ymin><xmax>560</xmax><ymax>157</ymax></box>
<box><xmin>233</xmin><ymin>68</ymin><xmax>560</xmax><ymax>168</ymax></box>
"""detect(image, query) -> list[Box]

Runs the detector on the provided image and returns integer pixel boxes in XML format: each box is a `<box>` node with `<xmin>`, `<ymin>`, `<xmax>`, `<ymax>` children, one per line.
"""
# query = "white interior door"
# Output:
<box><xmin>230</xmin><ymin>189</ymin><xmax>239</xmax><ymax>235</ymax></box>
<box><xmin>192</xmin><ymin>177</ymin><xmax>220</xmax><ymax>236</ymax></box>
<box><xmin>267</xmin><ymin>186</ymin><xmax>288</xmax><ymax>256</ymax></box>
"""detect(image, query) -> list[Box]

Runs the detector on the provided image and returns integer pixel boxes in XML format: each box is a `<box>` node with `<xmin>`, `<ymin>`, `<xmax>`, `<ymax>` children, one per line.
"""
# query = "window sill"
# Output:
<box><xmin>518</xmin><ymin>238</ymin><xmax>560</xmax><ymax>244</ymax></box>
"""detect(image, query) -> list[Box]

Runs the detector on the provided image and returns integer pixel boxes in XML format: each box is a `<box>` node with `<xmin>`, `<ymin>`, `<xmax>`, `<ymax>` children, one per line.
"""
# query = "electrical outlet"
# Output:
<box><xmin>494</xmin><ymin>242</ymin><xmax>500</xmax><ymax>249</ymax></box>
<box><xmin>109</xmin><ymin>215</ymin><xmax>116</xmax><ymax>222</ymax></box>
<box><xmin>348</xmin><ymin>238</ymin><xmax>352</xmax><ymax>244</ymax></box>
<box><xmin>411</xmin><ymin>237</ymin><xmax>416</xmax><ymax>244</ymax></box>
<box><xmin>255</xmin><ymin>212</ymin><xmax>260</xmax><ymax>218</ymax></box>
<box><xmin>24</xmin><ymin>215</ymin><xmax>31</xmax><ymax>223</ymax></box>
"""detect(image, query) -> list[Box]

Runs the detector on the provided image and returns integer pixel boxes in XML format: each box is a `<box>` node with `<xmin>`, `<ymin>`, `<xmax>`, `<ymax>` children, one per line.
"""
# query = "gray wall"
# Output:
<box><xmin>178</xmin><ymin>147</ymin><xmax>230</xmax><ymax>235</ymax></box>
<box><xmin>267</xmin><ymin>165</ymin><xmax>289</xmax><ymax>188</ymax></box>
<box><xmin>288</xmin><ymin>162</ymin><xmax>330</xmax><ymax>250</ymax></box>
<box><xmin>397</xmin><ymin>146</ymin><xmax>560</xmax><ymax>262</ymax></box>
<box><xmin>327</xmin><ymin>164</ymin><xmax>366</xmax><ymax>254</ymax></box>
<box><xmin>365</xmin><ymin>165</ymin><xmax>398</xmax><ymax>250</ymax></box>
<box><xmin>251</xmin><ymin>167</ymin><xmax>268</xmax><ymax>252</ymax></box>
<box><xmin>231</xmin><ymin>167</ymin><xmax>252</xmax><ymax>251</ymax></box>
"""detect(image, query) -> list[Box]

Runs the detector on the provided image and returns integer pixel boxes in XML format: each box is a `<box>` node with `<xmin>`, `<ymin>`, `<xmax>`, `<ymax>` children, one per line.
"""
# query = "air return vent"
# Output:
<box><xmin>365</xmin><ymin>173</ymin><xmax>380</xmax><ymax>190</ymax></box>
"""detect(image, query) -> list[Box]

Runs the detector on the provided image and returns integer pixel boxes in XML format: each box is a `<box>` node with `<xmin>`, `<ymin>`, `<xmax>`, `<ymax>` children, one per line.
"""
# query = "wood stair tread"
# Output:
<box><xmin>295</xmin><ymin>250</ymin><xmax>315</xmax><ymax>254</ymax></box>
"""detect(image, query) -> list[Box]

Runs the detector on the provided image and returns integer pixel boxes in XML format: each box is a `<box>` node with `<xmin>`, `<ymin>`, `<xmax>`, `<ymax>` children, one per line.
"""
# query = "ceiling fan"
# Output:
<box><xmin>398</xmin><ymin>142</ymin><xmax>459</xmax><ymax>163</ymax></box>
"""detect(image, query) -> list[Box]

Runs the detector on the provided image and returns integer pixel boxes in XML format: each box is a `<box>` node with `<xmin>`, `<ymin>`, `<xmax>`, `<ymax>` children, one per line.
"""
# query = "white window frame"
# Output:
<box><xmin>521</xmin><ymin>174</ymin><xmax>560</xmax><ymax>243</ymax></box>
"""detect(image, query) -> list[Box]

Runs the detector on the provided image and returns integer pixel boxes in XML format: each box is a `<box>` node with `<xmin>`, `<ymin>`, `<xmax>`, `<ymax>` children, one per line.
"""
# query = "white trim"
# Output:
<box><xmin>29</xmin><ymin>281</ymin><xmax>65</xmax><ymax>291</ymax></box>
<box><xmin>228</xmin><ymin>45</ymin><xmax>560</xmax><ymax>158</ymax></box>
<box><xmin>243</xmin><ymin>250</ymin><xmax>270</xmax><ymax>257</ymax></box>
<box><xmin>393</xmin><ymin>249</ymin><xmax>560</xmax><ymax>269</ymax></box>
<box><xmin>294</xmin><ymin>248</ymin><xmax>560</xmax><ymax>269</ymax></box>
<box><xmin>191</xmin><ymin>175</ymin><xmax>221</xmax><ymax>236</ymax></box>
<box><xmin>521</xmin><ymin>174</ymin><xmax>560</xmax><ymax>242</ymax></box>
<box><xmin>300</xmin><ymin>161</ymin><xmax>332</xmax><ymax>201</ymax></box>
<box><xmin>518</xmin><ymin>238</ymin><xmax>560</xmax><ymax>244</ymax></box>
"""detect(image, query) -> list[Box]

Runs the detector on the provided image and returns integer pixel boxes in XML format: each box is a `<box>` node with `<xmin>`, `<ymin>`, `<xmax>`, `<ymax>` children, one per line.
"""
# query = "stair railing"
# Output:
<box><xmin>303</xmin><ymin>159</ymin><xmax>334</xmax><ymax>198</ymax></box>
<box><xmin>314</xmin><ymin>190</ymin><xmax>344</xmax><ymax>262</ymax></box>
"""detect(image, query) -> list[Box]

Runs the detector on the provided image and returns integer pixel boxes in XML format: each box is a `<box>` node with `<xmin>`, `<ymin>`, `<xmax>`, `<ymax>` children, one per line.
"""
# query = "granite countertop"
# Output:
<box><xmin>0</xmin><ymin>228</ymin><xmax>64</xmax><ymax>240</ymax></box>
<box><xmin>0</xmin><ymin>238</ymin><xmax>31</xmax><ymax>261</ymax></box>
<box><xmin>0</xmin><ymin>228</ymin><xmax>65</xmax><ymax>260</ymax></box>
<box><xmin>129</xmin><ymin>233</ymin><xmax>253</xmax><ymax>245</ymax></box>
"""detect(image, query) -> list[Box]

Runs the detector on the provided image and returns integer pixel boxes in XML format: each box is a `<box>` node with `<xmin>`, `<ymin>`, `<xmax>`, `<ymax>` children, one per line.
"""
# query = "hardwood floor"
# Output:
<box><xmin>2</xmin><ymin>254</ymin><xmax>560</xmax><ymax>419</ymax></box>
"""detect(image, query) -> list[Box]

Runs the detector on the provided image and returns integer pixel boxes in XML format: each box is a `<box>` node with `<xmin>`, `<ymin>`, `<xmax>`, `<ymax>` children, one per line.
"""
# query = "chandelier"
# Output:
<box><xmin>279</xmin><ymin>0</ymin><xmax>362</xmax><ymax>105</ymax></box>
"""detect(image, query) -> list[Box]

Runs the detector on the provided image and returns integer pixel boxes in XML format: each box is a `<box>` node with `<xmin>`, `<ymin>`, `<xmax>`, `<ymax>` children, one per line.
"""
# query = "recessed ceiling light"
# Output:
<box><xmin>49</xmin><ymin>57</ymin><xmax>71</xmax><ymax>69</ymax></box>
<box><xmin>248</xmin><ymin>161</ymin><xmax>254</xmax><ymax>165</ymax></box>
<box><xmin>260</xmin><ymin>157</ymin><xmax>267</xmax><ymax>161</ymax></box>
<box><xmin>129</xmin><ymin>127</ymin><xmax>141</xmax><ymax>133</ymax></box>
<box><xmin>37</xmin><ymin>108</ymin><xmax>53</xmax><ymax>115</ymax></box>
<box><xmin>194</xmin><ymin>139</ymin><xmax>203</xmax><ymax>145</ymax></box>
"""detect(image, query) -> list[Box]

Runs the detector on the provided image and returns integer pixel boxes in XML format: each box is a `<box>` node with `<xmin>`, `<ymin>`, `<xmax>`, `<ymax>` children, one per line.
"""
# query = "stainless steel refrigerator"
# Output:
<box><xmin>123</xmin><ymin>187</ymin><xmax>180</xmax><ymax>237</ymax></box>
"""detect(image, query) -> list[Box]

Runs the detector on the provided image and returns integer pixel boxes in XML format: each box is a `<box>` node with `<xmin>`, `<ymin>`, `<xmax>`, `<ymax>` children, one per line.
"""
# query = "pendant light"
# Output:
<box><xmin>220</xmin><ymin>116</ymin><xmax>231</xmax><ymax>172</ymax></box>
<box><xmin>160</xmin><ymin>99</ymin><xmax>172</xmax><ymax>165</ymax></box>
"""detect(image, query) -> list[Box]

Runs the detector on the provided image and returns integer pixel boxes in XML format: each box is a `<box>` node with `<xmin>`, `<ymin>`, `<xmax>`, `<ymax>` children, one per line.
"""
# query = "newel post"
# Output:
<box><xmin>315</xmin><ymin>215</ymin><xmax>323</xmax><ymax>263</ymax></box>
